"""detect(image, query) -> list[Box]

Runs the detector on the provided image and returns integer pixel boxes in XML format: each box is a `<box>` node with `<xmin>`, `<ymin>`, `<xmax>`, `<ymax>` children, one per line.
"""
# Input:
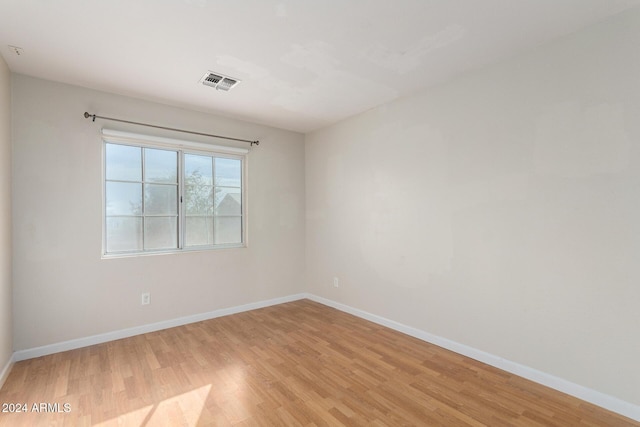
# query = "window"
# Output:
<box><xmin>103</xmin><ymin>132</ymin><xmax>245</xmax><ymax>255</ymax></box>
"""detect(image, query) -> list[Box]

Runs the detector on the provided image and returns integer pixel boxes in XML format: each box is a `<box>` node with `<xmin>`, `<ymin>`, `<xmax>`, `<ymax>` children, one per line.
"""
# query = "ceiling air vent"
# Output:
<box><xmin>200</xmin><ymin>71</ymin><xmax>240</xmax><ymax>91</ymax></box>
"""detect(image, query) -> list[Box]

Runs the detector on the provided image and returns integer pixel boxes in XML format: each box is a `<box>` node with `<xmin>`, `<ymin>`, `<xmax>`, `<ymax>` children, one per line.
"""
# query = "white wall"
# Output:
<box><xmin>306</xmin><ymin>9</ymin><xmax>640</xmax><ymax>406</ymax></box>
<box><xmin>0</xmin><ymin>55</ymin><xmax>12</xmax><ymax>382</ymax></box>
<box><xmin>11</xmin><ymin>75</ymin><xmax>305</xmax><ymax>351</ymax></box>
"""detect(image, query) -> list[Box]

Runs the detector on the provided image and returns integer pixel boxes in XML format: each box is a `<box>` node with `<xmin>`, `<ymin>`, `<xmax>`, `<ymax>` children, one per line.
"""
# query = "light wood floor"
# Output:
<box><xmin>0</xmin><ymin>299</ymin><xmax>637</xmax><ymax>426</ymax></box>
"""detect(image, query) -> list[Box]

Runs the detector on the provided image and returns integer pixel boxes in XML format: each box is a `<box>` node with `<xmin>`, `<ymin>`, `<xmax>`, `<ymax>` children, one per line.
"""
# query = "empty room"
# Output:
<box><xmin>1</xmin><ymin>1</ymin><xmax>639</xmax><ymax>425</ymax></box>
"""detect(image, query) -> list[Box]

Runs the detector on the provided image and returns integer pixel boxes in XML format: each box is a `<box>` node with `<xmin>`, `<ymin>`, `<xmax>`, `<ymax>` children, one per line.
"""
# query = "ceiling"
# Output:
<box><xmin>1</xmin><ymin>0</ymin><xmax>639</xmax><ymax>133</ymax></box>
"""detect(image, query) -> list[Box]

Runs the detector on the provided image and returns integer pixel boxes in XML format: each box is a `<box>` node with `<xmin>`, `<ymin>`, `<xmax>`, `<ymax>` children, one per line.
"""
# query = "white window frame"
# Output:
<box><xmin>102</xmin><ymin>129</ymin><xmax>248</xmax><ymax>257</ymax></box>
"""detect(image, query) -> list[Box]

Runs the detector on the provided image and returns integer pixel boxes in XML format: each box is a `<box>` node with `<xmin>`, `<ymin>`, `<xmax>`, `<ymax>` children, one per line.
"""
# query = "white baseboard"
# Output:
<box><xmin>305</xmin><ymin>294</ymin><xmax>640</xmax><ymax>422</ymax></box>
<box><xmin>0</xmin><ymin>353</ymin><xmax>15</xmax><ymax>390</ymax></box>
<box><xmin>13</xmin><ymin>293</ymin><xmax>307</xmax><ymax>362</ymax></box>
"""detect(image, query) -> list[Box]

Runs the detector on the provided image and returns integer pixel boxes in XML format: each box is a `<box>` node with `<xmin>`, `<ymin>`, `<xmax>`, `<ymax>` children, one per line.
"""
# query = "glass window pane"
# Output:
<box><xmin>214</xmin><ymin>216</ymin><xmax>242</xmax><ymax>245</ymax></box>
<box><xmin>185</xmin><ymin>154</ymin><xmax>213</xmax><ymax>185</ymax></box>
<box><xmin>215</xmin><ymin>158</ymin><xmax>241</xmax><ymax>187</ymax></box>
<box><xmin>106</xmin><ymin>217</ymin><xmax>142</xmax><ymax>252</ymax></box>
<box><xmin>214</xmin><ymin>187</ymin><xmax>241</xmax><ymax>216</ymax></box>
<box><xmin>105</xmin><ymin>144</ymin><xmax>141</xmax><ymax>181</ymax></box>
<box><xmin>185</xmin><ymin>216</ymin><xmax>214</xmax><ymax>247</ymax></box>
<box><xmin>106</xmin><ymin>182</ymin><xmax>142</xmax><ymax>215</ymax></box>
<box><xmin>144</xmin><ymin>217</ymin><xmax>178</xmax><ymax>250</ymax></box>
<box><xmin>145</xmin><ymin>148</ymin><xmax>178</xmax><ymax>183</ymax></box>
<box><xmin>185</xmin><ymin>185</ymin><xmax>213</xmax><ymax>215</ymax></box>
<box><xmin>144</xmin><ymin>184</ymin><xmax>177</xmax><ymax>215</ymax></box>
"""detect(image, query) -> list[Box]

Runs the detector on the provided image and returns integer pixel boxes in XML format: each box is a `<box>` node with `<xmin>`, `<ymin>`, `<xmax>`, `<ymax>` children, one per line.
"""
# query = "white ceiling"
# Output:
<box><xmin>1</xmin><ymin>0</ymin><xmax>639</xmax><ymax>133</ymax></box>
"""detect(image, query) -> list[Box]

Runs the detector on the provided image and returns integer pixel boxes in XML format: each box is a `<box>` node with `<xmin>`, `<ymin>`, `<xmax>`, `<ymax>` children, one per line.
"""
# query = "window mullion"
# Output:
<box><xmin>141</xmin><ymin>148</ymin><xmax>146</xmax><ymax>251</ymax></box>
<box><xmin>211</xmin><ymin>156</ymin><xmax>216</xmax><ymax>246</ymax></box>
<box><xmin>178</xmin><ymin>150</ymin><xmax>185</xmax><ymax>250</ymax></box>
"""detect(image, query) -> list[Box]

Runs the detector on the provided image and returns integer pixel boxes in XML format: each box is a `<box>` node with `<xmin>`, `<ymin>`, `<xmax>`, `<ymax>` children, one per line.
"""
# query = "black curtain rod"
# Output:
<box><xmin>83</xmin><ymin>112</ymin><xmax>259</xmax><ymax>146</ymax></box>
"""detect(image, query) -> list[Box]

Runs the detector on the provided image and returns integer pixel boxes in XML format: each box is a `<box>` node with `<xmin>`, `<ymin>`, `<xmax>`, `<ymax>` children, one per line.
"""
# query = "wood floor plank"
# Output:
<box><xmin>1</xmin><ymin>299</ymin><xmax>638</xmax><ymax>426</ymax></box>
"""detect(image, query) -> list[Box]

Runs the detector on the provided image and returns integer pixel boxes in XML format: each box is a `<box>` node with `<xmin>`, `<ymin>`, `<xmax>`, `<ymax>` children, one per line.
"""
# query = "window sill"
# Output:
<box><xmin>101</xmin><ymin>243</ymin><xmax>247</xmax><ymax>259</ymax></box>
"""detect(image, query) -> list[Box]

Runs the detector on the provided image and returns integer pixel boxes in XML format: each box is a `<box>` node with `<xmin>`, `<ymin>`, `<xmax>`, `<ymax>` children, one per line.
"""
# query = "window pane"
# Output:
<box><xmin>106</xmin><ymin>182</ymin><xmax>142</xmax><ymax>215</ymax></box>
<box><xmin>144</xmin><ymin>184</ymin><xmax>177</xmax><ymax>215</ymax></box>
<box><xmin>215</xmin><ymin>158</ymin><xmax>241</xmax><ymax>187</ymax></box>
<box><xmin>144</xmin><ymin>217</ymin><xmax>178</xmax><ymax>250</ymax></box>
<box><xmin>185</xmin><ymin>154</ymin><xmax>213</xmax><ymax>185</ymax></box>
<box><xmin>105</xmin><ymin>144</ymin><xmax>141</xmax><ymax>181</ymax></box>
<box><xmin>185</xmin><ymin>185</ymin><xmax>213</xmax><ymax>215</ymax></box>
<box><xmin>215</xmin><ymin>187</ymin><xmax>241</xmax><ymax>215</ymax></box>
<box><xmin>145</xmin><ymin>148</ymin><xmax>178</xmax><ymax>183</ymax></box>
<box><xmin>106</xmin><ymin>217</ymin><xmax>142</xmax><ymax>252</ymax></box>
<box><xmin>185</xmin><ymin>216</ymin><xmax>214</xmax><ymax>247</ymax></box>
<box><xmin>214</xmin><ymin>216</ymin><xmax>242</xmax><ymax>244</ymax></box>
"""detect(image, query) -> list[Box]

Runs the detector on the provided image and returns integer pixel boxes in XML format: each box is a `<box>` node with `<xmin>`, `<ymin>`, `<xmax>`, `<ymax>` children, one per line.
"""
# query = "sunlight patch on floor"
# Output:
<box><xmin>94</xmin><ymin>385</ymin><xmax>212</xmax><ymax>427</ymax></box>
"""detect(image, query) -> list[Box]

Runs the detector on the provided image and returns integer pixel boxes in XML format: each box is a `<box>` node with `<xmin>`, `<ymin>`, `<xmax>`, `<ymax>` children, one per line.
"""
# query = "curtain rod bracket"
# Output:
<box><xmin>83</xmin><ymin>111</ymin><xmax>259</xmax><ymax>146</ymax></box>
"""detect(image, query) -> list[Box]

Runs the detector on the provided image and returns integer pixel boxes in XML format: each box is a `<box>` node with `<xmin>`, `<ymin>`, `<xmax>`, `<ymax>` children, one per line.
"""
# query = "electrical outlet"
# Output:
<box><xmin>333</xmin><ymin>277</ymin><xmax>339</xmax><ymax>288</ymax></box>
<box><xmin>141</xmin><ymin>292</ymin><xmax>150</xmax><ymax>305</ymax></box>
